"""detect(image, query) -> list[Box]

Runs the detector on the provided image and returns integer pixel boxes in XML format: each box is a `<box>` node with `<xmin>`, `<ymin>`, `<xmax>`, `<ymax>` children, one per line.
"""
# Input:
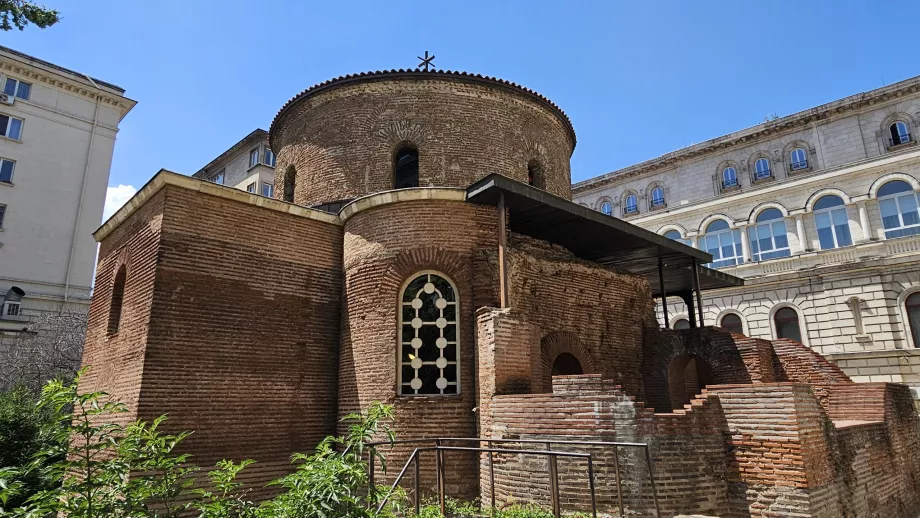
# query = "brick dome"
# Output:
<box><xmin>269</xmin><ymin>70</ymin><xmax>576</xmax><ymax>207</ymax></box>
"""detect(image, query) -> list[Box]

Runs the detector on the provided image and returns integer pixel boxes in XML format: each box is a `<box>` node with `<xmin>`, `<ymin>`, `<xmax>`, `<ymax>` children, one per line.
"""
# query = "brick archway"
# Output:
<box><xmin>540</xmin><ymin>331</ymin><xmax>597</xmax><ymax>393</ymax></box>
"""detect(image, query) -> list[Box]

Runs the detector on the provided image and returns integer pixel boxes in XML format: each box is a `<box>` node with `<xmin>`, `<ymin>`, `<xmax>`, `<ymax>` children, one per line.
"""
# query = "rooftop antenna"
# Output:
<box><xmin>417</xmin><ymin>50</ymin><xmax>436</xmax><ymax>71</ymax></box>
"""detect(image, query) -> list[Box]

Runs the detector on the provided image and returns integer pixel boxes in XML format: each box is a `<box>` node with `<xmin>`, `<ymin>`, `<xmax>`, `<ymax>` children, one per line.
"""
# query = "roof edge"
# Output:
<box><xmin>268</xmin><ymin>69</ymin><xmax>576</xmax><ymax>152</ymax></box>
<box><xmin>193</xmin><ymin>128</ymin><xmax>269</xmax><ymax>178</ymax></box>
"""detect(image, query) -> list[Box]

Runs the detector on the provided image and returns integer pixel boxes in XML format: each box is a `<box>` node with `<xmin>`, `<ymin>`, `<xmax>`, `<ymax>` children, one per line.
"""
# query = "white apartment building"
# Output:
<box><xmin>573</xmin><ymin>75</ymin><xmax>920</xmax><ymax>404</ymax></box>
<box><xmin>0</xmin><ymin>46</ymin><xmax>135</xmax><ymax>327</ymax></box>
<box><xmin>192</xmin><ymin>129</ymin><xmax>275</xmax><ymax>197</ymax></box>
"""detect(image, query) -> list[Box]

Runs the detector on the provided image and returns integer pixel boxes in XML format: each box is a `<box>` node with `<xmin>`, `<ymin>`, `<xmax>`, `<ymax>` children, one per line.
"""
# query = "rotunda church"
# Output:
<box><xmin>79</xmin><ymin>69</ymin><xmax>920</xmax><ymax>518</ymax></box>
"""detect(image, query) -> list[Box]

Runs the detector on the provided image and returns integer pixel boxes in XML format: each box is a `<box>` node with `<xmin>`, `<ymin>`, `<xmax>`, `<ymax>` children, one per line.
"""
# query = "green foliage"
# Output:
<box><xmin>0</xmin><ymin>386</ymin><xmax>63</xmax><ymax>510</ymax></box>
<box><xmin>192</xmin><ymin>460</ymin><xmax>259</xmax><ymax>518</ymax></box>
<box><xmin>0</xmin><ymin>0</ymin><xmax>59</xmax><ymax>31</ymax></box>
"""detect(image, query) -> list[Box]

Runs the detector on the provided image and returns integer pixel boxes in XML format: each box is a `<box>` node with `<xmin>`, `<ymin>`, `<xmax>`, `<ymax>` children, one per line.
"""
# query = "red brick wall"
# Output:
<box><xmin>78</xmin><ymin>189</ymin><xmax>167</xmax><ymax>426</ymax></box>
<box><xmin>340</xmin><ymin>199</ymin><xmax>500</xmax><ymax>498</ymax></box>
<box><xmin>84</xmin><ymin>185</ymin><xmax>344</xmax><ymax>498</ymax></box>
<box><xmin>272</xmin><ymin>76</ymin><xmax>575</xmax><ymax>206</ymax></box>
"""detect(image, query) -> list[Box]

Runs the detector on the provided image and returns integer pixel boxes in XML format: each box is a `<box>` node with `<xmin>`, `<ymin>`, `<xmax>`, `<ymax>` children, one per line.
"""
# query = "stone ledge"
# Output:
<box><xmin>338</xmin><ymin>187</ymin><xmax>467</xmax><ymax>222</ymax></box>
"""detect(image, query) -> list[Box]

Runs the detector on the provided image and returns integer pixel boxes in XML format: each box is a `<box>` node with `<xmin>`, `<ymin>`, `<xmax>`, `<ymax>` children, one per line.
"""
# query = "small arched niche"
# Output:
<box><xmin>527</xmin><ymin>159</ymin><xmax>546</xmax><ymax>190</ymax></box>
<box><xmin>393</xmin><ymin>145</ymin><xmax>419</xmax><ymax>189</ymax></box>
<box><xmin>551</xmin><ymin>352</ymin><xmax>583</xmax><ymax>377</ymax></box>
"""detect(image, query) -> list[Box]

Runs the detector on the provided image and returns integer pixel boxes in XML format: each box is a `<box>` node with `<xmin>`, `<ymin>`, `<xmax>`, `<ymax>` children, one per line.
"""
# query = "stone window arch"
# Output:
<box><xmin>898</xmin><ymin>288</ymin><xmax>920</xmax><ymax>348</ymax></box>
<box><xmin>717</xmin><ymin>310</ymin><xmax>746</xmax><ymax>335</ymax></box>
<box><xmin>659</xmin><ymin>224</ymin><xmax>691</xmax><ymax>246</ymax></box>
<box><xmin>749</xmin><ymin>151</ymin><xmax>774</xmax><ymax>182</ymax></box>
<box><xmin>811</xmin><ymin>194</ymin><xmax>853</xmax><ymax>250</ymax></box>
<box><xmin>283</xmin><ymin>165</ymin><xmax>296</xmax><ymax>203</ymax></box>
<box><xmin>770</xmin><ymin>303</ymin><xmax>806</xmax><ymax>344</ymax></box>
<box><xmin>699</xmin><ymin>215</ymin><xmax>743</xmax><ymax>268</ymax></box>
<box><xmin>881</xmin><ymin>113</ymin><xmax>916</xmax><ymax>149</ymax></box>
<box><xmin>873</xmin><ymin>177</ymin><xmax>920</xmax><ymax>239</ymax></box>
<box><xmin>398</xmin><ymin>271</ymin><xmax>459</xmax><ymax>395</ymax></box>
<box><xmin>107</xmin><ymin>265</ymin><xmax>127</xmax><ymax>335</ymax></box>
<box><xmin>716</xmin><ymin>160</ymin><xmax>741</xmax><ymax>191</ymax></box>
<box><xmin>783</xmin><ymin>141</ymin><xmax>814</xmax><ymax>173</ymax></box>
<box><xmin>647</xmin><ymin>182</ymin><xmax>666</xmax><ymax>210</ymax></box>
<box><xmin>671</xmin><ymin>316</ymin><xmax>691</xmax><ymax>330</ymax></box>
<box><xmin>393</xmin><ymin>143</ymin><xmax>419</xmax><ymax>189</ymax></box>
<box><xmin>527</xmin><ymin>159</ymin><xmax>546</xmax><ymax>190</ymax></box>
<box><xmin>596</xmin><ymin>196</ymin><xmax>613</xmax><ymax>216</ymax></box>
<box><xmin>622</xmin><ymin>190</ymin><xmax>639</xmax><ymax>216</ymax></box>
<box><xmin>540</xmin><ymin>331</ymin><xmax>596</xmax><ymax>392</ymax></box>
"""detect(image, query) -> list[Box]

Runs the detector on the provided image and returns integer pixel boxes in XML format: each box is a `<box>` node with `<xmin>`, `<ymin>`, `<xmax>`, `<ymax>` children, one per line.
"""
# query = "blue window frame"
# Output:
<box><xmin>722</xmin><ymin>167</ymin><xmax>737</xmax><ymax>188</ymax></box>
<box><xmin>754</xmin><ymin>158</ymin><xmax>771</xmax><ymax>179</ymax></box>
<box><xmin>879</xmin><ymin>180</ymin><xmax>920</xmax><ymax>239</ymax></box>
<box><xmin>813</xmin><ymin>195</ymin><xmax>852</xmax><ymax>250</ymax></box>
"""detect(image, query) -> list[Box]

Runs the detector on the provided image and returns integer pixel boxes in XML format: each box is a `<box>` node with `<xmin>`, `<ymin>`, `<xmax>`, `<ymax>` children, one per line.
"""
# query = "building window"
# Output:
<box><xmin>0</xmin><ymin>204</ymin><xmax>5</xmax><ymax>229</ymax></box>
<box><xmin>703</xmin><ymin>219</ymin><xmax>743</xmax><ymax>268</ymax></box>
<box><xmin>262</xmin><ymin>182</ymin><xmax>274</xmax><ymax>198</ymax></box>
<box><xmin>790</xmin><ymin>148</ymin><xmax>808</xmax><ymax>171</ymax></box>
<box><xmin>0</xmin><ymin>114</ymin><xmax>23</xmax><ymax>140</ymax></box>
<box><xmin>663</xmin><ymin>229</ymin><xmax>690</xmax><ymax>246</ymax></box>
<box><xmin>3</xmin><ymin>300</ymin><xmax>20</xmax><ymax>316</ymax></box>
<box><xmin>720</xmin><ymin>313</ymin><xmax>743</xmax><ymax>334</ymax></box>
<box><xmin>246</xmin><ymin>182</ymin><xmax>256</xmax><ymax>193</ymax></box>
<box><xmin>264</xmin><ymin>148</ymin><xmax>276</xmax><ymax>167</ymax></box>
<box><xmin>774</xmin><ymin>307</ymin><xmax>802</xmax><ymax>342</ymax></box>
<box><xmin>672</xmin><ymin>318</ymin><xmax>690</xmax><ymax>330</ymax></box>
<box><xmin>889</xmin><ymin>121</ymin><xmax>911</xmax><ymax>146</ymax></box>
<box><xmin>624</xmin><ymin>194</ymin><xmax>638</xmax><ymax>215</ymax></box>
<box><xmin>906</xmin><ymin>292</ymin><xmax>920</xmax><ymax>348</ymax></box>
<box><xmin>0</xmin><ymin>158</ymin><xmax>14</xmax><ymax>183</ymax></box>
<box><xmin>213</xmin><ymin>170</ymin><xmax>224</xmax><ymax>184</ymax></box>
<box><xmin>600</xmin><ymin>201</ymin><xmax>612</xmax><ymax>216</ymax></box>
<box><xmin>722</xmin><ymin>167</ymin><xmax>738</xmax><ymax>188</ymax></box>
<box><xmin>283</xmin><ymin>165</ymin><xmax>296</xmax><ymax>202</ymax></box>
<box><xmin>107</xmin><ymin>265</ymin><xmax>127</xmax><ymax>335</ymax></box>
<box><xmin>527</xmin><ymin>160</ymin><xmax>545</xmax><ymax>189</ymax></box>
<box><xmin>650</xmin><ymin>186</ymin><xmax>665</xmax><ymax>208</ymax></box>
<box><xmin>878</xmin><ymin>180</ymin><xmax>920</xmax><ymax>239</ymax></box>
<box><xmin>394</xmin><ymin>147</ymin><xmax>419</xmax><ymax>189</ymax></box>
<box><xmin>249</xmin><ymin>149</ymin><xmax>259</xmax><ymax>168</ymax></box>
<box><xmin>814</xmin><ymin>195</ymin><xmax>852</xmax><ymax>250</ymax></box>
<box><xmin>749</xmin><ymin>208</ymin><xmax>790</xmax><ymax>261</ymax></box>
<box><xmin>754</xmin><ymin>158</ymin><xmax>772</xmax><ymax>180</ymax></box>
<box><xmin>399</xmin><ymin>272</ymin><xmax>459</xmax><ymax>396</ymax></box>
<box><xmin>3</xmin><ymin>78</ymin><xmax>30</xmax><ymax>100</ymax></box>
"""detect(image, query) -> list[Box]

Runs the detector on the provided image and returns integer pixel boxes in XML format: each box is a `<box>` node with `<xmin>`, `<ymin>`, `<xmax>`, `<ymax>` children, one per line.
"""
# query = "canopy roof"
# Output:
<box><xmin>465</xmin><ymin>174</ymin><xmax>743</xmax><ymax>297</ymax></box>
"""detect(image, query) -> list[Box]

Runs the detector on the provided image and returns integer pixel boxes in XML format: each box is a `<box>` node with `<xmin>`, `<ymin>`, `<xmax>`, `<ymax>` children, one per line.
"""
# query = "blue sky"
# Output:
<box><xmin>3</xmin><ymin>0</ymin><xmax>920</xmax><ymax>219</ymax></box>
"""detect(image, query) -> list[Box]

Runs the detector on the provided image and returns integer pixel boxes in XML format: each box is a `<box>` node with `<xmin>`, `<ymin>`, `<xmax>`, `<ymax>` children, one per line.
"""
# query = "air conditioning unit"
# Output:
<box><xmin>0</xmin><ymin>93</ymin><xmax>12</xmax><ymax>105</ymax></box>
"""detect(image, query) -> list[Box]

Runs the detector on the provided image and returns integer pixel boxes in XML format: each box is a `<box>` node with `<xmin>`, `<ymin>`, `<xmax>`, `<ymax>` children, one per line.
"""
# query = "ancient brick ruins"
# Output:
<box><xmin>80</xmin><ymin>70</ymin><xmax>920</xmax><ymax>517</ymax></box>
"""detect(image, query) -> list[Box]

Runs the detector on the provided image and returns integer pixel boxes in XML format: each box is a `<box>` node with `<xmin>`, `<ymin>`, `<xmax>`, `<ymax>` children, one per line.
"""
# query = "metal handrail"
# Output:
<box><xmin>366</xmin><ymin>437</ymin><xmax>660</xmax><ymax>518</ymax></box>
<box><xmin>890</xmin><ymin>135</ymin><xmax>912</xmax><ymax>146</ymax></box>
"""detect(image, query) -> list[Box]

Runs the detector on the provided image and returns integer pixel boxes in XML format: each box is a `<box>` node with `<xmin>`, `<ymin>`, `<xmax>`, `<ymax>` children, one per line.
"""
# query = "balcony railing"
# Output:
<box><xmin>721</xmin><ymin>179</ymin><xmax>738</xmax><ymax>190</ymax></box>
<box><xmin>790</xmin><ymin>161</ymin><xmax>809</xmax><ymax>171</ymax></box>
<box><xmin>890</xmin><ymin>134</ymin><xmax>913</xmax><ymax>147</ymax></box>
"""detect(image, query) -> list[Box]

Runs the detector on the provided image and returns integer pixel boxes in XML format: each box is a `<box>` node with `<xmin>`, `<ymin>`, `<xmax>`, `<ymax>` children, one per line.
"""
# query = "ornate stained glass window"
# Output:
<box><xmin>399</xmin><ymin>272</ymin><xmax>459</xmax><ymax>395</ymax></box>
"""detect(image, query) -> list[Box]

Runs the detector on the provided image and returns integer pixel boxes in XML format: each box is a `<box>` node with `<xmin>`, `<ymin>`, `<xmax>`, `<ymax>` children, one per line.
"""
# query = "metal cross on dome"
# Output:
<box><xmin>417</xmin><ymin>50</ymin><xmax>435</xmax><ymax>71</ymax></box>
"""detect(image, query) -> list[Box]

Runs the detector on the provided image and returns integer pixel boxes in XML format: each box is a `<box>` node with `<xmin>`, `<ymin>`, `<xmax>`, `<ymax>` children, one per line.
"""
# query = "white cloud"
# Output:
<box><xmin>103</xmin><ymin>184</ymin><xmax>137</xmax><ymax>221</ymax></box>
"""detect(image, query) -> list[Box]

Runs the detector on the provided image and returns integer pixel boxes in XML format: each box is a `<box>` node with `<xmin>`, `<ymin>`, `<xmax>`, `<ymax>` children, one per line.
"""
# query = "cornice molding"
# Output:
<box><xmin>574</xmin><ymin>75</ymin><xmax>920</xmax><ymax>195</ymax></box>
<box><xmin>0</xmin><ymin>59</ymin><xmax>135</xmax><ymax>119</ymax></box>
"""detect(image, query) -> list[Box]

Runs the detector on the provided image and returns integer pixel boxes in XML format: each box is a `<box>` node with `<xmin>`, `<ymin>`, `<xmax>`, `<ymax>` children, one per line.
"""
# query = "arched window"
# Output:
<box><xmin>107</xmin><ymin>265</ymin><xmax>127</xmax><ymax>335</ymax></box>
<box><xmin>672</xmin><ymin>318</ymin><xmax>690</xmax><ymax>330</ymax></box>
<box><xmin>600</xmin><ymin>201</ymin><xmax>612</xmax><ymax>216</ymax></box>
<box><xmin>790</xmin><ymin>148</ymin><xmax>808</xmax><ymax>171</ymax></box>
<box><xmin>663</xmin><ymin>229</ymin><xmax>690</xmax><ymax>246</ymax></box>
<box><xmin>774</xmin><ymin>307</ymin><xmax>802</xmax><ymax>342</ymax></box>
<box><xmin>814</xmin><ymin>195</ymin><xmax>852</xmax><ymax>250</ymax></box>
<box><xmin>393</xmin><ymin>147</ymin><xmax>419</xmax><ymax>189</ymax></box>
<box><xmin>889</xmin><ymin>121</ymin><xmax>911</xmax><ymax>146</ymax></box>
<box><xmin>722</xmin><ymin>167</ymin><xmax>738</xmax><ymax>188</ymax></box>
<box><xmin>878</xmin><ymin>180</ymin><xmax>920</xmax><ymax>239</ymax></box>
<box><xmin>650</xmin><ymin>186</ymin><xmax>666</xmax><ymax>209</ymax></box>
<box><xmin>720</xmin><ymin>313</ymin><xmax>744</xmax><ymax>334</ymax></box>
<box><xmin>527</xmin><ymin>160</ymin><xmax>545</xmax><ymax>189</ymax></box>
<box><xmin>399</xmin><ymin>272</ymin><xmax>459</xmax><ymax>395</ymax></box>
<box><xmin>624</xmin><ymin>194</ymin><xmax>638</xmax><ymax>215</ymax></box>
<box><xmin>702</xmin><ymin>219</ymin><xmax>743</xmax><ymax>268</ymax></box>
<box><xmin>749</xmin><ymin>208</ymin><xmax>790</xmax><ymax>261</ymax></box>
<box><xmin>754</xmin><ymin>158</ymin><xmax>772</xmax><ymax>180</ymax></box>
<box><xmin>906</xmin><ymin>292</ymin><xmax>920</xmax><ymax>348</ymax></box>
<box><xmin>283</xmin><ymin>165</ymin><xmax>296</xmax><ymax>202</ymax></box>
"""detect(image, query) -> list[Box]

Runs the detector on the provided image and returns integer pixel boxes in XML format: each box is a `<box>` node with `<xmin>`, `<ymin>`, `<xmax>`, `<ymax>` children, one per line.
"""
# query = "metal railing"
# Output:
<box><xmin>366</xmin><ymin>437</ymin><xmax>660</xmax><ymax>518</ymax></box>
<box><xmin>890</xmin><ymin>134</ymin><xmax>912</xmax><ymax>146</ymax></box>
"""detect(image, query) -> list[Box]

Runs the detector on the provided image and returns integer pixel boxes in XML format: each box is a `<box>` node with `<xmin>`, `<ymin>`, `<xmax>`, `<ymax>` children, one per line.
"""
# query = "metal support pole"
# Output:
<box><xmin>414</xmin><ymin>451</ymin><xmax>421</xmax><ymax>516</ymax></box>
<box><xmin>657</xmin><ymin>253</ymin><xmax>668</xmax><ymax>328</ymax></box>
<box><xmin>644</xmin><ymin>446</ymin><xmax>661</xmax><ymax>518</ymax></box>
<box><xmin>692</xmin><ymin>259</ymin><xmax>704</xmax><ymax>327</ymax></box>
<box><xmin>498</xmin><ymin>192</ymin><xmax>509</xmax><ymax>308</ymax></box>
<box><xmin>437</xmin><ymin>441</ymin><xmax>446</xmax><ymax>517</ymax></box>
<box><xmin>488</xmin><ymin>440</ymin><xmax>496</xmax><ymax>510</ymax></box>
<box><xmin>612</xmin><ymin>446</ymin><xmax>624</xmax><ymax>517</ymax></box>
<box><xmin>587</xmin><ymin>456</ymin><xmax>598</xmax><ymax>518</ymax></box>
<box><xmin>547</xmin><ymin>442</ymin><xmax>560</xmax><ymax>518</ymax></box>
<box><xmin>368</xmin><ymin>451</ymin><xmax>376</xmax><ymax>499</ymax></box>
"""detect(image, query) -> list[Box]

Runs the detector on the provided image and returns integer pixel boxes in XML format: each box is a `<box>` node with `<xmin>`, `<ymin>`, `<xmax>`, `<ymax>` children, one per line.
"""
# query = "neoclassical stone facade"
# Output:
<box><xmin>574</xmin><ymin>75</ymin><xmax>920</xmax><ymax>405</ymax></box>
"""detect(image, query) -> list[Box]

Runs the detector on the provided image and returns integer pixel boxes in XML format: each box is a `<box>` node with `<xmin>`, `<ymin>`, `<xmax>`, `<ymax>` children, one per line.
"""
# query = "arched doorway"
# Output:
<box><xmin>551</xmin><ymin>352</ymin><xmax>583</xmax><ymax>377</ymax></box>
<box><xmin>667</xmin><ymin>353</ymin><xmax>715</xmax><ymax>410</ymax></box>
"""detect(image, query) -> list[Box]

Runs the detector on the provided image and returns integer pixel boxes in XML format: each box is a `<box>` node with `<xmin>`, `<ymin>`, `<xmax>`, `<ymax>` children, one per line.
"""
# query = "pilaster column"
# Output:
<box><xmin>690</xmin><ymin>235</ymin><xmax>699</xmax><ymax>249</ymax></box>
<box><xmin>857</xmin><ymin>201</ymin><xmax>872</xmax><ymax>242</ymax></box>
<box><xmin>738</xmin><ymin>225</ymin><xmax>752</xmax><ymax>263</ymax></box>
<box><xmin>794</xmin><ymin>215</ymin><xmax>807</xmax><ymax>253</ymax></box>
